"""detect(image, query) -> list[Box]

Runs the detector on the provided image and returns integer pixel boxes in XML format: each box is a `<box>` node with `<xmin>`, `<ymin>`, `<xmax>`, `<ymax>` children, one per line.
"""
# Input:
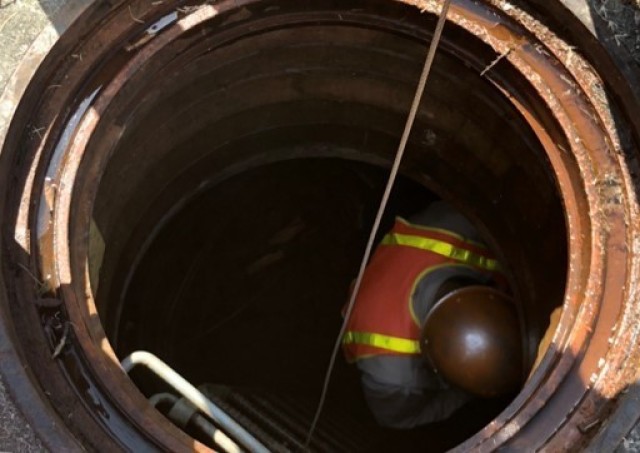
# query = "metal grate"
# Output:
<box><xmin>199</xmin><ymin>385</ymin><xmax>377</xmax><ymax>452</ymax></box>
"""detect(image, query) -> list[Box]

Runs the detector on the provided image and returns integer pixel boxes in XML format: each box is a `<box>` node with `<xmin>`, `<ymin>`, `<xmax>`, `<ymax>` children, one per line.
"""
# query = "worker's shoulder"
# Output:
<box><xmin>408</xmin><ymin>201</ymin><xmax>484</xmax><ymax>244</ymax></box>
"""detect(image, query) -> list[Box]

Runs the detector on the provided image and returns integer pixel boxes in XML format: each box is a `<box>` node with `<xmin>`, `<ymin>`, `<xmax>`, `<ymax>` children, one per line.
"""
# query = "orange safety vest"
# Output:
<box><xmin>342</xmin><ymin>217</ymin><xmax>502</xmax><ymax>362</ymax></box>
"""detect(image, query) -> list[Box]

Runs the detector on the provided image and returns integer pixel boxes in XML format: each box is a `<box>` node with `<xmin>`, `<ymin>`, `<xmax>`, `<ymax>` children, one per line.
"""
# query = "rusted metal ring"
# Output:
<box><xmin>1</xmin><ymin>0</ymin><xmax>639</xmax><ymax>450</ymax></box>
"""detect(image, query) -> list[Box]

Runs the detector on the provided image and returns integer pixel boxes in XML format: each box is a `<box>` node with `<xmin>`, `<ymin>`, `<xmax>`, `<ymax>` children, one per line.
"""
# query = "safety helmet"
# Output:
<box><xmin>420</xmin><ymin>286</ymin><xmax>522</xmax><ymax>398</ymax></box>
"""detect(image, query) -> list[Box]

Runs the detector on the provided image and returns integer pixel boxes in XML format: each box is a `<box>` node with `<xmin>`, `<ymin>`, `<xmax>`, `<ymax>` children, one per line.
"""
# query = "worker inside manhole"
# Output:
<box><xmin>110</xmin><ymin>158</ymin><xmax>558</xmax><ymax>452</ymax></box>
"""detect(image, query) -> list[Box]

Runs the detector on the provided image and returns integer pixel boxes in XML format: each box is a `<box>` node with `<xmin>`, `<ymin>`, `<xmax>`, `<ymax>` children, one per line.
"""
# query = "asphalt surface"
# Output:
<box><xmin>0</xmin><ymin>378</ymin><xmax>44</xmax><ymax>452</ymax></box>
<box><xmin>593</xmin><ymin>0</ymin><xmax>640</xmax><ymax>65</ymax></box>
<box><xmin>0</xmin><ymin>0</ymin><xmax>639</xmax><ymax>451</ymax></box>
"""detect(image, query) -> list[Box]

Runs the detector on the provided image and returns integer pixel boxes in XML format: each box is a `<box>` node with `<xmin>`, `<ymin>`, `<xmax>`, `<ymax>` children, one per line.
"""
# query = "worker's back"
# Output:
<box><xmin>345</xmin><ymin>201</ymin><xmax>495</xmax><ymax>428</ymax></box>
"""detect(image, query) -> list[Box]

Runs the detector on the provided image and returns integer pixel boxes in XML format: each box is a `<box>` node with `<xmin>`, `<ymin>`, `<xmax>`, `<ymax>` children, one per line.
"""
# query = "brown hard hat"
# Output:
<box><xmin>421</xmin><ymin>286</ymin><xmax>523</xmax><ymax>398</ymax></box>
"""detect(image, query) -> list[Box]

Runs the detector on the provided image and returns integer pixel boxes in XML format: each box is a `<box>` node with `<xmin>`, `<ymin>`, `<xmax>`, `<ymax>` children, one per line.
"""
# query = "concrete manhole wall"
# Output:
<box><xmin>0</xmin><ymin>0</ymin><xmax>639</xmax><ymax>451</ymax></box>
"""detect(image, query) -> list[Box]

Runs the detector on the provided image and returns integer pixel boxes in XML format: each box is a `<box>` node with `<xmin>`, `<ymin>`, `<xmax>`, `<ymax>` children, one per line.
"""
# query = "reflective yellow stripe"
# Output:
<box><xmin>381</xmin><ymin>232</ymin><xmax>501</xmax><ymax>272</ymax></box>
<box><xmin>342</xmin><ymin>331</ymin><xmax>420</xmax><ymax>354</ymax></box>
<box><xmin>395</xmin><ymin>217</ymin><xmax>487</xmax><ymax>249</ymax></box>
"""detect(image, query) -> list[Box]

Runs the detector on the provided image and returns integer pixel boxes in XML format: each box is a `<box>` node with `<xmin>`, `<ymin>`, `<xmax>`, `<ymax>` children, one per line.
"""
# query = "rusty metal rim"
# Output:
<box><xmin>43</xmin><ymin>0</ymin><xmax>638</xmax><ymax>449</ymax></box>
<box><xmin>0</xmin><ymin>0</ymin><xmax>638</xmax><ymax>450</ymax></box>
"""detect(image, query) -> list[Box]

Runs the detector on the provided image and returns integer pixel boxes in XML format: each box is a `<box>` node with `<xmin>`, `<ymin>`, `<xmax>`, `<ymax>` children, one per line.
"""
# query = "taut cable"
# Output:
<box><xmin>304</xmin><ymin>0</ymin><xmax>454</xmax><ymax>448</ymax></box>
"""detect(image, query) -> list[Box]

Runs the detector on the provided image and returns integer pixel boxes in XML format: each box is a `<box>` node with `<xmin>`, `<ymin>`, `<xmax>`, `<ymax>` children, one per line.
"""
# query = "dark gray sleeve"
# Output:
<box><xmin>411</xmin><ymin>266</ymin><xmax>491</xmax><ymax>323</ymax></box>
<box><xmin>408</xmin><ymin>201</ymin><xmax>484</xmax><ymax>244</ymax></box>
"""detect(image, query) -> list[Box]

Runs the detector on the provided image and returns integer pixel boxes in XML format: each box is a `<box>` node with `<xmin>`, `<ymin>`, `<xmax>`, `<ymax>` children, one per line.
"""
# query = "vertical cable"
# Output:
<box><xmin>304</xmin><ymin>0</ymin><xmax>453</xmax><ymax>447</ymax></box>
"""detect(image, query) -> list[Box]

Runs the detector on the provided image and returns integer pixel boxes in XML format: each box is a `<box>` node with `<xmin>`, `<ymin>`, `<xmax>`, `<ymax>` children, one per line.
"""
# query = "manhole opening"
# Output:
<box><xmin>78</xmin><ymin>4</ymin><xmax>569</xmax><ymax>450</ymax></box>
